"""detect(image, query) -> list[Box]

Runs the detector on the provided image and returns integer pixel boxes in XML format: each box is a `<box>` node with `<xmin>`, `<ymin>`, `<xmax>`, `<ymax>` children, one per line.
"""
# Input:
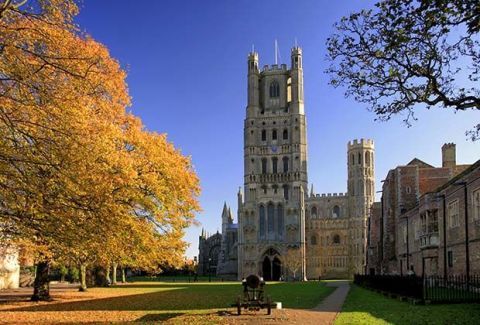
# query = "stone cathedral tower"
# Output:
<box><xmin>200</xmin><ymin>46</ymin><xmax>377</xmax><ymax>281</ymax></box>
<box><xmin>237</xmin><ymin>47</ymin><xmax>308</xmax><ymax>280</ymax></box>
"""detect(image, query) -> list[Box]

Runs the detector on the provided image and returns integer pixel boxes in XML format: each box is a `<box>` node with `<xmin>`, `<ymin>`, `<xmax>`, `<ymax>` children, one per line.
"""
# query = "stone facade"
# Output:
<box><xmin>197</xmin><ymin>230</ymin><xmax>221</xmax><ymax>276</ymax></box>
<box><xmin>199</xmin><ymin>47</ymin><xmax>374</xmax><ymax>280</ymax></box>
<box><xmin>395</xmin><ymin>160</ymin><xmax>480</xmax><ymax>276</ymax></box>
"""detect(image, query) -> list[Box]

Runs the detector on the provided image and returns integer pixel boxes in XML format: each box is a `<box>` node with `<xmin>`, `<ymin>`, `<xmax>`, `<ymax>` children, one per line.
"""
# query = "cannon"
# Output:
<box><xmin>232</xmin><ymin>274</ymin><xmax>274</xmax><ymax>315</ymax></box>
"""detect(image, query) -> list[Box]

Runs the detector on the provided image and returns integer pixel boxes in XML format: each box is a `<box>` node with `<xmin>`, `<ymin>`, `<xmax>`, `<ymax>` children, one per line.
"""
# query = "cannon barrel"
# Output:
<box><xmin>245</xmin><ymin>274</ymin><xmax>264</xmax><ymax>289</ymax></box>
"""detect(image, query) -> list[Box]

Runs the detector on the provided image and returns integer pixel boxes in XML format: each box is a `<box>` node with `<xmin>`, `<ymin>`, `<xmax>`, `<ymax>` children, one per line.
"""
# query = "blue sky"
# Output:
<box><xmin>76</xmin><ymin>0</ymin><xmax>479</xmax><ymax>259</ymax></box>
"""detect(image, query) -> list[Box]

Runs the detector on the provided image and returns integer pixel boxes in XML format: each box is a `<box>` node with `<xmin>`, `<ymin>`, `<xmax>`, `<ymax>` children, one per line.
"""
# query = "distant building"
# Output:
<box><xmin>0</xmin><ymin>245</ymin><xmax>19</xmax><ymax>289</ymax></box>
<box><xmin>198</xmin><ymin>47</ymin><xmax>374</xmax><ymax>280</ymax></box>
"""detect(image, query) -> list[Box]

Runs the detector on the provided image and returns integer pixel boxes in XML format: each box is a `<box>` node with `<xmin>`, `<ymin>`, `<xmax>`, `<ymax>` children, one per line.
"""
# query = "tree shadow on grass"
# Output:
<box><xmin>3</xmin><ymin>284</ymin><xmax>240</xmax><ymax>312</ymax></box>
<box><xmin>135</xmin><ymin>312</ymin><xmax>184</xmax><ymax>322</ymax></box>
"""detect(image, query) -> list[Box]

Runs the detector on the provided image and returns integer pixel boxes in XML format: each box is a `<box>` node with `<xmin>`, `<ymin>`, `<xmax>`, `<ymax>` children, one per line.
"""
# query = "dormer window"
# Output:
<box><xmin>269</xmin><ymin>81</ymin><xmax>280</xmax><ymax>98</ymax></box>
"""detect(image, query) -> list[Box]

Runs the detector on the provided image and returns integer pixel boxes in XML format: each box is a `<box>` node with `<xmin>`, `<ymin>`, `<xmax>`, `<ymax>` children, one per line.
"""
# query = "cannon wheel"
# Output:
<box><xmin>236</xmin><ymin>296</ymin><xmax>242</xmax><ymax>315</ymax></box>
<box><xmin>266</xmin><ymin>296</ymin><xmax>272</xmax><ymax>315</ymax></box>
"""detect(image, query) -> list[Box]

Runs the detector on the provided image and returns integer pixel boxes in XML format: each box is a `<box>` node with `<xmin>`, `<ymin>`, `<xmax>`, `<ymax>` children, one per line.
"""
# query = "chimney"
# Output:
<box><xmin>441</xmin><ymin>143</ymin><xmax>456</xmax><ymax>169</ymax></box>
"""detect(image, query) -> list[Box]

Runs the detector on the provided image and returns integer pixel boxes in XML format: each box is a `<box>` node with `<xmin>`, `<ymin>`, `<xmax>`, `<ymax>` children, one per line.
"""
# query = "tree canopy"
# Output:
<box><xmin>0</xmin><ymin>0</ymin><xmax>200</xmax><ymax>299</ymax></box>
<box><xmin>326</xmin><ymin>0</ymin><xmax>480</xmax><ymax>140</ymax></box>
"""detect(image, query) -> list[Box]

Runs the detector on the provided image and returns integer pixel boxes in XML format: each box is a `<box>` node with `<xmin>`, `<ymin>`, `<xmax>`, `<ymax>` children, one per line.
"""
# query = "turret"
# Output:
<box><xmin>347</xmin><ymin>139</ymin><xmax>375</xmax><ymax>219</ymax></box>
<box><xmin>247</xmin><ymin>51</ymin><xmax>260</xmax><ymax>117</ymax></box>
<box><xmin>221</xmin><ymin>202</ymin><xmax>229</xmax><ymax>235</ymax></box>
<box><xmin>290</xmin><ymin>46</ymin><xmax>304</xmax><ymax>114</ymax></box>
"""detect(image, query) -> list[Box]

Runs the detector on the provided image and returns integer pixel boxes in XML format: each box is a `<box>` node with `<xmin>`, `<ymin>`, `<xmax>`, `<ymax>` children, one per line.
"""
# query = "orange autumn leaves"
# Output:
<box><xmin>0</xmin><ymin>0</ymin><xmax>200</xmax><ymax>274</ymax></box>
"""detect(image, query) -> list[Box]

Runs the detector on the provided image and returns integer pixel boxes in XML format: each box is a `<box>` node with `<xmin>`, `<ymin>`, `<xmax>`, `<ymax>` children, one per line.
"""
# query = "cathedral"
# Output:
<box><xmin>198</xmin><ymin>46</ymin><xmax>375</xmax><ymax>280</ymax></box>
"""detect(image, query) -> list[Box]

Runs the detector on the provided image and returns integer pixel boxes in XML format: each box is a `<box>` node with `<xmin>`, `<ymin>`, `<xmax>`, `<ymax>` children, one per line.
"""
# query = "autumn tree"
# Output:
<box><xmin>0</xmin><ymin>0</ymin><xmax>200</xmax><ymax>299</ymax></box>
<box><xmin>326</xmin><ymin>0</ymin><xmax>480</xmax><ymax>140</ymax></box>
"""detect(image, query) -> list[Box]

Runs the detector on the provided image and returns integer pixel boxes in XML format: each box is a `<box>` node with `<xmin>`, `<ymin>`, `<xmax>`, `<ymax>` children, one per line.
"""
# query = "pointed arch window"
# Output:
<box><xmin>272</xmin><ymin>129</ymin><xmax>277</xmax><ymax>140</ymax></box>
<box><xmin>283</xmin><ymin>129</ymin><xmax>288</xmax><ymax>140</ymax></box>
<box><xmin>272</xmin><ymin>157</ymin><xmax>278</xmax><ymax>174</ymax></box>
<box><xmin>365</xmin><ymin>151</ymin><xmax>370</xmax><ymax>165</ymax></box>
<box><xmin>283</xmin><ymin>185</ymin><xmax>289</xmax><ymax>200</ymax></box>
<box><xmin>267</xmin><ymin>202</ymin><xmax>275</xmax><ymax>234</ymax></box>
<box><xmin>311</xmin><ymin>206</ymin><xmax>318</xmax><ymax>218</ymax></box>
<box><xmin>261</xmin><ymin>129</ymin><xmax>266</xmax><ymax>141</ymax></box>
<box><xmin>269</xmin><ymin>80</ymin><xmax>280</xmax><ymax>98</ymax></box>
<box><xmin>261</xmin><ymin>158</ymin><xmax>267</xmax><ymax>174</ymax></box>
<box><xmin>358</xmin><ymin>153</ymin><xmax>362</xmax><ymax>165</ymax></box>
<box><xmin>277</xmin><ymin>204</ymin><xmax>284</xmax><ymax>236</ymax></box>
<box><xmin>259</xmin><ymin>205</ymin><xmax>266</xmax><ymax>237</ymax></box>
<box><xmin>282</xmin><ymin>156</ymin><xmax>289</xmax><ymax>173</ymax></box>
<box><xmin>333</xmin><ymin>205</ymin><xmax>340</xmax><ymax>218</ymax></box>
<box><xmin>333</xmin><ymin>234</ymin><xmax>341</xmax><ymax>244</ymax></box>
<box><xmin>311</xmin><ymin>235</ymin><xmax>317</xmax><ymax>245</ymax></box>
<box><xmin>351</xmin><ymin>154</ymin><xmax>355</xmax><ymax>165</ymax></box>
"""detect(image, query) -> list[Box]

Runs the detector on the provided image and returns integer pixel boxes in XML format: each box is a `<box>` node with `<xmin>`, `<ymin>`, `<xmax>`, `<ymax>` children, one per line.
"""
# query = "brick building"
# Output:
<box><xmin>368</xmin><ymin>143</ymin><xmax>473</xmax><ymax>274</ymax></box>
<box><xmin>366</xmin><ymin>202</ymin><xmax>382</xmax><ymax>275</ymax></box>
<box><xmin>396</xmin><ymin>160</ymin><xmax>480</xmax><ymax>276</ymax></box>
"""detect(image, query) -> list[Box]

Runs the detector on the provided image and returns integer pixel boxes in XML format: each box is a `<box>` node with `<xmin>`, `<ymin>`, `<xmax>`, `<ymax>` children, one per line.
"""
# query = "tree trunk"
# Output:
<box><xmin>31</xmin><ymin>261</ymin><xmax>51</xmax><ymax>301</ymax></box>
<box><xmin>112</xmin><ymin>262</ymin><xmax>117</xmax><ymax>285</ymax></box>
<box><xmin>79</xmin><ymin>264</ymin><xmax>87</xmax><ymax>292</ymax></box>
<box><xmin>106</xmin><ymin>264</ymin><xmax>111</xmax><ymax>285</ymax></box>
<box><xmin>121</xmin><ymin>267</ymin><xmax>126</xmax><ymax>283</ymax></box>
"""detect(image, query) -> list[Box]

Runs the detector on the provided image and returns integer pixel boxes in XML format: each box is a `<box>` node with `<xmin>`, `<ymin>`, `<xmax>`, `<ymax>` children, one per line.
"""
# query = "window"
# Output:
<box><xmin>333</xmin><ymin>234</ymin><xmax>340</xmax><ymax>244</ymax></box>
<box><xmin>278</xmin><ymin>204</ymin><xmax>284</xmax><ymax>235</ymax></box>
<box><xmin>358</xmin><ymin>153</ymin><xmax>362</xmax><ymax>165</ymax></box>
<box><xmin>287</xmin><ymin>77</ymin><xmax>292</xmax><ymax>103</ymax></box>
<box><xmin>406</xmin><ymin>186</ymin><xmax>411</xmax><ymax>194</ymax></box>
<box><xmin>311</xmin><ymin>235</ymin><xmax>317</xmax><ymax>245</ymax></box>
<box><xmin>283</xmin><ymin>185</ymin><xmax>289</xmax><ymax>200</ymax></box>
<box><xmin>261</xmin><ymin>129</ymin><xmax>266</xmax><ymax>141</ymax></box>
<box><xmin>259</xmin><ymin>205</ymin><xmax>265</xmax><ymax>237</ymax></box>
<box><xmin>272</xmin><ymin>157</ymin><xmax>278</xmax><ymax>174</ymax></box>
<box><xmin>447</xmin><ymin>251</ymin><xmax>453</xmax><ymax>267</ymax></box>
<box><xmin>311</xmin><ymin>206</ymin><xmax>317</xmax><ymax>218</ymax></box>
<box><xmin>365</xmin><ymin>151</ymin><xmax>370</xmax><ymax>166</ymax></box>
<box><xmin>261</xmin><ymin>158</ymin><xmax>267</xmax><ymax>174</ymax></box>
<box><xmin>267</xmin><ymin>203</ymin><xmax>274</xmax><ymax>234</ymax></box>
<box><xmin>473</xmin><ymin>188</ymin><xmax>480</xmax><ymax>220</ymax></box>
<box><xmin>428</xmin><ymin>210</ymin><xmax>439</xmax><ymax>233</ymax></box>
<box><xmin>283</xmin><ymin>129</ymin><xmax>288</xmax><ymax>140</ymax></box>
<box><xmin>269</xmin><ymin>81</ymin><xmax>280</xmax><ymax>98</ymax></box>
<box><xmin>282</xmin><ymin>157</ymin><xmax>289</xmax><ymax>173</ymax></box>
<box><xmin>272</xmin><ymin>129</ymin><xmax>277</xmax><ymax>140</ymax></box>
<box><xmin>351</xmin><ymin>154</ymin><xmax>355</xmax><ymax>165</ymax></box>
<box><xmin>448</xmin><ymin>200</ymin><xmax>459</xmax><ymax>228</ymax></box>
<box><xmin>333</xmin><ymin>205</ymin><xmax>340</xmax><ymax>218</ymax></box>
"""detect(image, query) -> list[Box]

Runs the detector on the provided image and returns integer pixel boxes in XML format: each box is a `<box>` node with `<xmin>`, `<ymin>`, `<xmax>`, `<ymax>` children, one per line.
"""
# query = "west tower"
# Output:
<box><xmin>238</xmin><ymin>47</ymin><xmax>308</xmax><ymax>280</ymax></box>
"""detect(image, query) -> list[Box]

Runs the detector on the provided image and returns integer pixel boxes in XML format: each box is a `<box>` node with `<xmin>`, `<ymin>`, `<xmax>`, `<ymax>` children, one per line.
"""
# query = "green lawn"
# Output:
<box><xmin>8</xmin><ymin>281</ymin><xmax>333</xmax><ymax>312</ymax></box>
<box><xmin>335</xmin><ymin>285</ymin><xmax>480</xmax><ymax>325</ymax></box>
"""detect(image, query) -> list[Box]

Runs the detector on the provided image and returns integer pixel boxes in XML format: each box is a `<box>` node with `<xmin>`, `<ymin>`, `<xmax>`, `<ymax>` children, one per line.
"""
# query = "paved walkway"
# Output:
<box><xmin>311</xmin><ymin>281</ymin><xmax>350</xmax><ymax>323</ymax></box>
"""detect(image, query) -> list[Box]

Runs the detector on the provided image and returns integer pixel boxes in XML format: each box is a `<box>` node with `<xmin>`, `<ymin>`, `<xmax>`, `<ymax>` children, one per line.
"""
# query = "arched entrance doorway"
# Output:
<box><xmin>263</xmin><ymin>257</ymin><xmax>272</xmax><ymax>281</ymax></box>
<box><xmin>272</xmin><ymin>257</ymin><xmax>281</xmax><ymax>281</ymax></box>
<box><xmin>261</xmin><ymin>248</ymin><xmax>282</xmax><ymax>281</ymax></box>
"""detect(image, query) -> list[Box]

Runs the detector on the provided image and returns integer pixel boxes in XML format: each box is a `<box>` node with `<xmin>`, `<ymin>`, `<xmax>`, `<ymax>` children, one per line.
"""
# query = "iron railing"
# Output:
<box><xmin>354</xmin><ymin>274</ymin><xmax>480</xmax><ymax>303</ymax></box>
